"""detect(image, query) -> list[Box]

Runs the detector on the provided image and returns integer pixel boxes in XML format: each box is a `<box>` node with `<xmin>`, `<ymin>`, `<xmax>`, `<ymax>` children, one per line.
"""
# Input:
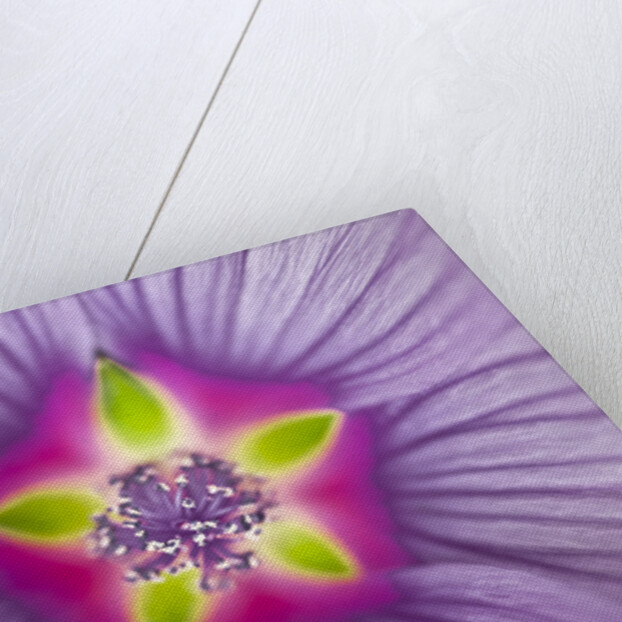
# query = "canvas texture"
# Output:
<box><xmin>0</xmin><ymin>209</ymin><xmax>620</xmax><ymax>621</ymax></box>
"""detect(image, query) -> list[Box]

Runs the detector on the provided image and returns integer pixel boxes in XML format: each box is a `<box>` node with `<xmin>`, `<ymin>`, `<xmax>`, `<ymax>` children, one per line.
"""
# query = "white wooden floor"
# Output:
<box><xmin>1</xmin><ymin>1</ymin><xmax>621</xmax><ymax>422</ymax></box>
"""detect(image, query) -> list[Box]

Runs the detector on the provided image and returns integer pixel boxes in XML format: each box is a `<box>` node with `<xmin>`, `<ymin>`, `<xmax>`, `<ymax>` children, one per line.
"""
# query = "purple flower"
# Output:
<box><xmin>0</xmin><ymin>209</ymin><xmax>621</xmax><ymax>620</ymax></box>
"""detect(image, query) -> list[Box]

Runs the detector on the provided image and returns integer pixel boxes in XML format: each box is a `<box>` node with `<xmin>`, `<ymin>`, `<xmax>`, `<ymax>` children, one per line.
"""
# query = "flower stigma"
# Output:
<box><xmin>91</xmin><ymin>453</ymin><xmax>273</xmax><ymax>591</ymax></box>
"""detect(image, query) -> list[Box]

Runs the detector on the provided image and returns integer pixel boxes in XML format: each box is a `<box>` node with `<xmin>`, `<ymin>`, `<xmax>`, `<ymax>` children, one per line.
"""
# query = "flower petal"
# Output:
<box><xmin>0</xmin><ymin>537</ymin><xmax>129</xmax><ymax>622</ymax></box>
<box><xmin>0</xmin><ymin>298</ymin><xmax>94</xmax><ymax>453</ymax></box>
<box><xmin>378</xmin><ymin>563</ymin><xmax>622</xmax><ymax>621</ymax></box>
<box><xmin>235</xmin><ymin>410</ymin><xmax>342</xmax><ymax>474</ymax></box>
<box><xmin>0</xmin><ymin>588</ymin><xmax>49</xmax><ymax>621</ymax></box>
<box><xmin>132</xmin><ymin>570</ymin><xmax>211</xmax><ymax>622</ymax></box>
<box><xmin>261</xmin><ymin>521</ymin><xmax>357</xmax><ymax>580</ymax></box>
<box><xmin>96</xmin><ymin>357</ymin><xmax>176</xmax><ymax>454</ymax></box>
<box><xmin>76</xmin><ymin>209</ymin><xmax>563</xmax><ymax>417</ymax></box>
<box><xmin>0</xmin><ymin>369</ymin><xmax>102</xmax><ymax>524</ymax></box>
<box><xmin>0</xmin><ymin>488</ymin><xmax>103</xmax><ymax>543</ymax></box>
<box><xmin>372</xmin><ymin>344</ymin><xmax>622</xmax><ymax>590</ymax></box>
<box><xmin>79</xmin><ymin>211</ymin><xmax>448</xmax><ymax>409</ymax></box>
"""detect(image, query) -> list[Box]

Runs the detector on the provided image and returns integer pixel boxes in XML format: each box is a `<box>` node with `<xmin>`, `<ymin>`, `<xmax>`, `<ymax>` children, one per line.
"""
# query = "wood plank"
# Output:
<box><xmin>134</xmin><ymin>0</ymin><xmax>622</xmax><ymax>422</ymax></box>
<box><xmin>0</xmin><ymin>0</ymin><xmax>257</xmax><ymax>311</ymax></box>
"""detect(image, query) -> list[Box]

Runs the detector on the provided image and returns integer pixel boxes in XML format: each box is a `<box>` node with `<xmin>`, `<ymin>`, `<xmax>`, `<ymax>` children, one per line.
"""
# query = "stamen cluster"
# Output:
<box><xmin>92</xmin><ymin>454</ymin><xmax>271</xmax><ymax>591</ymax></box>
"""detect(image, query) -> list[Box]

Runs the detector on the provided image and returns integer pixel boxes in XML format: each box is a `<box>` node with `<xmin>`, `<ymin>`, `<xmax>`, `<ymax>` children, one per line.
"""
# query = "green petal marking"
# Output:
<box><xmin>97</xmin><ymin>357</ymin><xmax>174</xmax><ymax>452</ymax></box>
<box><xmin>0</xmin><ymin>489</ymin><xmax>103</xmax><ymax>543</ymax></box>
<box><xmin>239</xmin><ymin>411</ymin><xmax>342</xmax><ymax>473</ymax></box>
<box><xmin>263</xmin><ymin>521</ymin><xmax>357</xmax><ymax>580</ymax></box>
<box><xmin>134</xmin><ymin>570</ymin><xmax>209</xmax><ymax>622</ymax></box>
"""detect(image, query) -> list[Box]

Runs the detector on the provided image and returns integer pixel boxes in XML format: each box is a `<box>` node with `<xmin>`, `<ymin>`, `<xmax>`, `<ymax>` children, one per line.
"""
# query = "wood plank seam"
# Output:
<box><xmin>124</xmin><ymin>0</ymin><xmax>265</xmax><ymax>281</ymax></box>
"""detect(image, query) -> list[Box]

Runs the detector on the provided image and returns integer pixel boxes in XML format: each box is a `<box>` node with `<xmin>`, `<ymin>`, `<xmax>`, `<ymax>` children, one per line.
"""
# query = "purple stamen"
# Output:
<box><xmin>91</xmin><ymin>453</ymin><xmax>272</xmax><ymax>591</ymax></box>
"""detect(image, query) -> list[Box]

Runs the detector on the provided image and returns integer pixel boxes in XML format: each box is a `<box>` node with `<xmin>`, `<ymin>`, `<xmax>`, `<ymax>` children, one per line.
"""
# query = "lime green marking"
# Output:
<box><xmin>241</xmin><ymin>411</ymin><xmax>341</xmax><ymax>473</ymax></box>
<box><xmin>0</xmin><ymin>489</ymin><xmax>102</xmax><ymax>542</ymax></box>
<box><xmin>264</xmin><ymin>522</ymin><xmax>356</xmax><ymax>579</ymax></box>
<box><xmin>135</xmin><ymin>571</ymin><xmax>207</xmax><ymax>622</ymax></box>
<box><xmin>97</xmin><ymin>358</ymin><xmax>173</xmax><ymax>451</ymax></box>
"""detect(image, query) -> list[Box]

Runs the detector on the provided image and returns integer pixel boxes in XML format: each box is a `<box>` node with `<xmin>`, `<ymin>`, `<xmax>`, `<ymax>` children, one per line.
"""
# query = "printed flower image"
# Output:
<box><xmin>1</xmin><ymin>209</ymin><xmax>622</xmax><ymax>621</ymax></box>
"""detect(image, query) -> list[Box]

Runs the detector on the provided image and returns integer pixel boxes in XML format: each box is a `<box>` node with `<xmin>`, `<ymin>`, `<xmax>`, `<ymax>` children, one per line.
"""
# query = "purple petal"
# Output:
<box><xmin>369</xmin><ymin>563</ymin><xmax>622</xmax><ymax>621</ymax></box>
<box><xmin>80</xmin><ymin>210</ymin><xmax>472</xmax><ymax>409</ymax></box>
<box><xmin>0</xmin><ymin>298</ymin><xmax>94</xmax><ymax>451</ymax></box>
<box><xmin>0</xmin><ymin>589</ymin><xmax>48</xmax><ymax>622</ymax></box>
<box><xmin>77</xmin><ymin>210</ymin><xmax>554</xmax><ymax>412</ymax></box>
<box><xmin>372</xmin><ymin>333</ymin><xmax>622</xmax><ymax>586</ymax></box>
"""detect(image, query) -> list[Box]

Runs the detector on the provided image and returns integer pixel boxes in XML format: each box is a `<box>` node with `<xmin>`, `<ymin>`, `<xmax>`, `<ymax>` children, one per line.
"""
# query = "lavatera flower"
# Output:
<box><xmin>1</xmin><ymin>210</ymin><xmax>622</xmax><ymax>621</ymax></box>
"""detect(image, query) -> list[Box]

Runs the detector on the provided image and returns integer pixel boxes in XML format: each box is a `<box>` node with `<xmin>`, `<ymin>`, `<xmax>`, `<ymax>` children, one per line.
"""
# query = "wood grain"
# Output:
<box><xmin>134</xmin><ymin>0</ymin><xmax>622</xmax><ymax>422</ymax></box>
<box><xmin>0</xmin><ymin>0</ymin><xmax>257</xmax><ymax>311</ymax></box>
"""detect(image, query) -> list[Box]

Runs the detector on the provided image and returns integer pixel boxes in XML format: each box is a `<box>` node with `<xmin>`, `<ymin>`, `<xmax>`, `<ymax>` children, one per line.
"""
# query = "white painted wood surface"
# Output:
<box><xmin>1</xmin><ymin>1</ymin><xmax>621</xmax><ymax>422</ymax></box>
<box><xmin>0</xmin><ymin>0</ymin><xmax>257</xmax><ymax>310</ymax></box>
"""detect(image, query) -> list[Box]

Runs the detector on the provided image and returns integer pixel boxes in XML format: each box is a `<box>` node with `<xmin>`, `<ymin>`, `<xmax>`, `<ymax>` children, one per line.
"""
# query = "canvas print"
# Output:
<box><xmin>0</xmin><ymin>209</ymin><xmax>621</xmax><ymax>621</ymax></box>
